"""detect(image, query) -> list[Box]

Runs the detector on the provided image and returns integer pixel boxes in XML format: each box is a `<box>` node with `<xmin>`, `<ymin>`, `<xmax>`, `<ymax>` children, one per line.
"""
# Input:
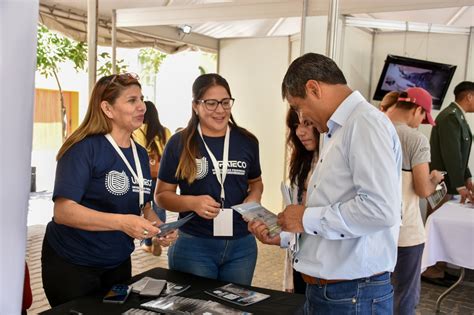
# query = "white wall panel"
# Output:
<box><xmin>0</xmin><ymin>0</ymin><xmax>38</xmax><ymax>313</ymax></box>
<box><xmin>219</xmin><ymin>37</ymin><xmax>290</xmax><ymax>212</ymax></box>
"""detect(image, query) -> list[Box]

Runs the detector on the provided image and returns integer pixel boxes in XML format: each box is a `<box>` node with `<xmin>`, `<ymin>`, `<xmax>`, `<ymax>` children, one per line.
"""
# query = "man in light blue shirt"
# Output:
<box><xmin>250</xmin><ymin>53</ymin><xmax>402</xmax><ymax>314</ymax></box>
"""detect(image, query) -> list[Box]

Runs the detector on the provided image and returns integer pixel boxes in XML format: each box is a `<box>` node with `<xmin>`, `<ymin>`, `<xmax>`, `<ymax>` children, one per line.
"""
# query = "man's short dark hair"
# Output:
<box><xmin>454</xmin><ymin>81</ymin><xmax>474</xmax><ymax>102</ymax></box>
<box><xmin>281</xmin><ymin>53</ymin><xmax>347</xmax><ymax>100</ymax></box>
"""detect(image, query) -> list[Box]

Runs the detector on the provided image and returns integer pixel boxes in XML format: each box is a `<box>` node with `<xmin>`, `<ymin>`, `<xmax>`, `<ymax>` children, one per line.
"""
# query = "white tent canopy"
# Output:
<box><xmin>40</xmin><ymin>0</ymin><xmax>474</xmax><ymax>52</ymax></box>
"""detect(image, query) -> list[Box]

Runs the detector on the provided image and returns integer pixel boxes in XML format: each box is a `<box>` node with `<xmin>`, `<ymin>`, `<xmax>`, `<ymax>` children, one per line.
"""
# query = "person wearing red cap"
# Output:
<box><xmin>386</xmin><ymin>87</ymin><xmax>445</xmax><ymax>315</ymax></box>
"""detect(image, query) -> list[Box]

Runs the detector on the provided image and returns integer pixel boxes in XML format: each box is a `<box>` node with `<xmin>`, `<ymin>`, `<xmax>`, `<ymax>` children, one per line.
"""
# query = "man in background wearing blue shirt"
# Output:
<box><xmin>277</xmin><ymin>53</ymin><xmax>402</xmax><ymax>314</ymax></box>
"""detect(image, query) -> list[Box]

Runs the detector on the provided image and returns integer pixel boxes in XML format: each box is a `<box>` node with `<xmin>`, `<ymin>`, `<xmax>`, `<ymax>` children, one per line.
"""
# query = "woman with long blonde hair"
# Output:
<box><xmin>41</xmin><ymin>73</ymin><xmax>177</xmax><ymax>307</ymax></box>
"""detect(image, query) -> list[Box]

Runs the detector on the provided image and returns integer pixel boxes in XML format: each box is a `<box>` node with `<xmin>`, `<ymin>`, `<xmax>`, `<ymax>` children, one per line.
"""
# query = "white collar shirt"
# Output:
<box><xmin>293</xmin><ymin>91</ymin><xmax>402</xmax><ymax>280</ymax></box>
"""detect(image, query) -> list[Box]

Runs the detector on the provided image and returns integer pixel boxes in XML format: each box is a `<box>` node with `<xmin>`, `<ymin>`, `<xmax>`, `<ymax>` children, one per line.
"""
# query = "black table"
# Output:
<box><xmin>41</xmin><ymin>267</ymin><xmax>305</xmax><ymax>314</ymax></box>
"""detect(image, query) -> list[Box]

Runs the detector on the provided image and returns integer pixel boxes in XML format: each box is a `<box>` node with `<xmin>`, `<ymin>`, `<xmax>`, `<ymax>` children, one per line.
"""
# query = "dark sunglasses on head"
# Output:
<box><xmin>104</xmin><ymin>72</ymin><xmax>140</xmax><ymax>88</ymax></box>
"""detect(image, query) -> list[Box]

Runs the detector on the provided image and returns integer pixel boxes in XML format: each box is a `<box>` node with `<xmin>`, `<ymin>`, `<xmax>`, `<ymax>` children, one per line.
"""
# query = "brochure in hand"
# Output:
<box><xmin>426</xmin><ymin>181</ymin><xmax>448</xmax><ymax>209</ymax></box>
<box><xmin>232</xmin><ymin>202</ymin><xmax>281</xmax><ymax>237</ymax></box>
<box><xmin>204</xmin><ymin>283</ymin><xmax>270</xmax><ymax>306</ymax></box>
<box><xmin>140</xmin><ymin>296</ymin><xmax>252</xmax><ymax>315</ymax></box>
<box><xmin>156</xmin><ymin>213</ymin><xmax>195</xmax><ymax>237</ymax></box>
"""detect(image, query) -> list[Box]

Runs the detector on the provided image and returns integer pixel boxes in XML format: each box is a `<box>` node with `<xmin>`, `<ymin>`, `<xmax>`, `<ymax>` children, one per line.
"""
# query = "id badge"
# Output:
<box><xmin>213</xmin><ymin>208</ymin><xmax>233</xmax><ymax>236</ymax></box>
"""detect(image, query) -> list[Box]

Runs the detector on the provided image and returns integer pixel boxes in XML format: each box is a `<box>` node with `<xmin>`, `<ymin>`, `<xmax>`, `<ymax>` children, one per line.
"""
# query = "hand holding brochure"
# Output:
<box><xmin>205</xmin><ymin>283</ymin><xmax>270</xmax><ymax>306</ymax></box>
<box><xmin>231</xmin><ymin>202</ymin><xmax>281</xmax><ymax>237</ymax></box>
<box><xmin>426</xmin><ymin>181</ymin><xmax>448</xmax><ymax>209</ymax></box>
<box><xmin>156</xmin><ymin>213</ymin><xmax>195</xmax><ymax>237</ymax></box>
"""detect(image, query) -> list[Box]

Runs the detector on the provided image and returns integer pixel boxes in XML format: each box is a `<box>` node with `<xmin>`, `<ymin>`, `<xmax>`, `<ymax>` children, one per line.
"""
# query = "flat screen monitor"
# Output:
<box><xmin>373</xmin><ymin>55</ymin><xmax>456</xmax><ymax>109</ymax></box>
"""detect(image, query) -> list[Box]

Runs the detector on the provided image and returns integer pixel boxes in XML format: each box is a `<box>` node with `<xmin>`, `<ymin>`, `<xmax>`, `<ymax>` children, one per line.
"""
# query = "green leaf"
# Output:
<box><xmin>137</xmin><ymin>47</ymin><xmax>167</xmax><ymax>85</ymax></box>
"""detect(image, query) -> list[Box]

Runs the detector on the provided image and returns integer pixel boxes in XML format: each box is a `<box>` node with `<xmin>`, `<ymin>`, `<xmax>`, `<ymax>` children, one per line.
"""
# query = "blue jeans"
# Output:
<box><xmin>392</xmin><ymin>244</ymin><xmax>424</xmax><ymax>315</ymax></box>
<box><xmin>304</xmin><ymin>272</ymin><xmax>393</xmax><ymax>315</ymax></box>
<box><xmin>144</xmin><ymin>201</ymin><xmax>167</xmax><ymax>246</ymax></box>
<box><xmin>168</xmin><ymin>231</ymin><xmax>257</xmax><ymax>285</ymax></box>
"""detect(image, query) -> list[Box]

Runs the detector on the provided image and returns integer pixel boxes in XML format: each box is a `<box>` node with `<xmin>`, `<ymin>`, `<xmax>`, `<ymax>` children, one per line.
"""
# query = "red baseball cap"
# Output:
<box><xmin>398</xmin><ymin>87</ymin><xmax>435</xmax><ymax>126</ymax></box>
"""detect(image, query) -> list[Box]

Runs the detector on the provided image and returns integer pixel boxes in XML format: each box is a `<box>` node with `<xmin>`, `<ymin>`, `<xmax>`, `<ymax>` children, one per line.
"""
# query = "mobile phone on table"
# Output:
<box><xmin>103</xmin><ymin>284</ymin><xmax>131</xmax><ymax>304</ymax></box>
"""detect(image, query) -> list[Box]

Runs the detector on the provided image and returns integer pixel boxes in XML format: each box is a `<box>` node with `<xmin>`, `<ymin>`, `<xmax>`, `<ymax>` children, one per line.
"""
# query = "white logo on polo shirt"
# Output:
<box><xmin>196</xmin><ymin>157</ymin><xmax>209</xmax><ymax>180</ymax></box>
<box><xmin>105</xmin><ymin>170</ymin><xmax>130</xmax><ymax>195</ymax></box>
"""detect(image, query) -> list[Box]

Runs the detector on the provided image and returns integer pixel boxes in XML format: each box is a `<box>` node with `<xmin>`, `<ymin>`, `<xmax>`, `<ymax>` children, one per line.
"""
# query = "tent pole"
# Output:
<box><xmin>465</xmin><ymin>26</ymin><xmax>473</xmax><ymax>81</ymax></box>
<box><xmin>112</xmin><ymin>9</ymin><xmax>117</xmax><ymax>74</ymax></box>
<box><xmin>326</xmin><ymin>0</ymin><xmax>339</xmax><ymax>59</ymax></box>
<box><xmin>299</xmin><ymin>0</ymin><xmax>308</xmax><ymax>55</ymax></box>
<box><xmin>88</xmin><ymin>0</ymin><xmax>98</xmax><ymax>94</ymax></box>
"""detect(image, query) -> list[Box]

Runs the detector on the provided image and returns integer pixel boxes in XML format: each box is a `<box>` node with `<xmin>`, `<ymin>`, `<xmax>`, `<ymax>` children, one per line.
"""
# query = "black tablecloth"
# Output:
<box><xmin>41</xmin><ymin>267</ymin><xmax>305</xmax><ymax>314</ymax></box>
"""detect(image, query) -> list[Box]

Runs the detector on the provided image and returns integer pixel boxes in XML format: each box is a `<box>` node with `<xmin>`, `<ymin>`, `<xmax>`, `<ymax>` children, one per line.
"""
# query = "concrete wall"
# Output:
<box><xmin>219</xmin><ymin>37</ymin><xmax>290</xmax><ymax>212</ymax></box>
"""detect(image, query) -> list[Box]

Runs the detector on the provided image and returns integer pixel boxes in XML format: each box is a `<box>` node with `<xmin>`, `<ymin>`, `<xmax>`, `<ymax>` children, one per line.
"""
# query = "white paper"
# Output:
<box><xmin>213</xmin><ymin>208</ymin><xmax>233</xmax><ymax>236</ymax></box>
<box><xmin>281</xmin><ymin>182</ymin><xmax>292</xmax><ymax>206</ymax></box>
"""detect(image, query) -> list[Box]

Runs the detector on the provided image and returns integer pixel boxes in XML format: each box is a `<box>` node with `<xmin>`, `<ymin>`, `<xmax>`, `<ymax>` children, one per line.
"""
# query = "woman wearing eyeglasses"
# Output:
<box><xmin>156</xmin><ymin>73</ymin><xmax>263</xmax><ymax>285</ymax></box>
<box><xmin>41</xmin><ymin>74</ymin><xmax>177</xmax><ymax>307</ymax></box>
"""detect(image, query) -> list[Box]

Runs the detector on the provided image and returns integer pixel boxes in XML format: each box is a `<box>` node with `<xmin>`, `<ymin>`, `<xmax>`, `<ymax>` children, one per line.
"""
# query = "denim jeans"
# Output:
<box><xmin>392</xmin><ymin>243</ymin><xmax>424</xmax><ymax>315</ymax></box>
<box><xmin>304</xmin><ymin>272</ymin><xmax>393</xmax><ymax>315</ymax></box>
<box><xmin>168</xmin><ymin>231</ymin><xmax>257</xmax><ymax>285</ymax></box>
<box><xmin>144</xmin><ymin>201</ymin><xmax>167</xmax><ymax>246</ymax></box>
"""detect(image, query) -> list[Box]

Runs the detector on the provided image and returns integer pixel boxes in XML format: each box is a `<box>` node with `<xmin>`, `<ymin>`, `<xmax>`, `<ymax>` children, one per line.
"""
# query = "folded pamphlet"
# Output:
<box><xmin>204</xmin><ymin>283</ymin><xmax>270</xmax><ymax>306</ymax></box>
<box><xmin>426</xmin><ymin>181</ymin><xmax>447</xmax><ymax>209</ymax></box>
<box><xmin>232</xmin><ymin>202</ymin><xmax>281</xmax><ymax>237</ymax></box>
<box><xmin>141</xmin><ymin>295</ymin><xmax>252</xmax><ymax>315</ymax></box>
<box><xmin>131</xmin><ymin>277</ymin><xmax>189</xmax><ymax>297</ymax></box>
<box><xmin>156</xmin><ymin>213</ymin><xmax>195</xmax><ymax>237</ymax></box>
<box><xmin>131</xmin><ymin>277</ymin><xmax>153</xmax><ymax>293</ymax></box>
<box><xmin>160</xmin><ymin>281</ymin><xmax>191</xmax><ymax>297</ymax></box>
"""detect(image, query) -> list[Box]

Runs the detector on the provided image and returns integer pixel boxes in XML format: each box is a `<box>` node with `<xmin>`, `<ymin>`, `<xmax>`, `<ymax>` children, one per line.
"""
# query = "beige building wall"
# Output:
<box><xmin>219</xmin><ymin>37</ymin><xmax>290</xmax><ymax>212</ymax></box>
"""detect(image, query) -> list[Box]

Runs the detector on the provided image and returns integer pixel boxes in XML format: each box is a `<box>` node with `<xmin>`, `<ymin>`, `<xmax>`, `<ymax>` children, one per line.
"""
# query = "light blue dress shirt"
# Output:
<box><xmin>293</xmin><ymin>91</ymin><xmax>402</xmax><ymax>280</ymax></box>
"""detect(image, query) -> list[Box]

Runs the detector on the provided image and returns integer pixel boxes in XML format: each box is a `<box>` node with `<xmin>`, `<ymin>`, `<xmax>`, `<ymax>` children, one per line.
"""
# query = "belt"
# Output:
<box><xmin>301</xmin><ymin>273</ymin><xmax>347</xmax><ymax>285</ymax></box>
<box><xmin>301</xmin><ymin>272</ymin><xmax>386</xmax><ymax>286</ymax></box>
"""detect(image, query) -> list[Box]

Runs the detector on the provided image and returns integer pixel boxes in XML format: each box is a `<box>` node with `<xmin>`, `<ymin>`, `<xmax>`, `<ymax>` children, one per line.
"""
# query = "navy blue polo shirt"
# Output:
<box><xmin>159</xmin><ymin>128</ymin><xmax>261</xmax><ymax>239</ymax></box>
<box><xmin>46</xmin><ymin>135</ymin><xmax>153</xmax><ymax>268</ymax></box>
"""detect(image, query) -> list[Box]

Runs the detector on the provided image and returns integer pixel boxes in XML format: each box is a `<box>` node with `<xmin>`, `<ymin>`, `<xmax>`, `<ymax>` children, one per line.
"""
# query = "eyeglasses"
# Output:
<box><xmin>105</xmin><ymin>72</ymin><xmax>140</xmax><ymax>89</ymax></box>
<box><xmin>196</xmin><ymin>98</ymin><xmax>235</xmax><ymax>111</ymax></box>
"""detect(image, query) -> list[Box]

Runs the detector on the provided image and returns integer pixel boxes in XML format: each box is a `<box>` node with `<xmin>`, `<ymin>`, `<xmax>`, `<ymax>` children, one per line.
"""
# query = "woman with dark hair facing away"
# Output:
<box><xmin>248</xmin><ymin>108</ymin><xmax>319</xmax><ymax>294</ymax></box>
<box><xmin>155</xmin><ymin>73</ymin><xmax>263</xmax><ymax>285</ymax></box>
<box><xmin>133</xmin><ymin>101</ymin><xmax>172</xmax><ymax>255</ymax></box>
<box><xmin>41</xmin><ymin>73</ymin><xmax>177</xmax><ymax>307</ymax></box>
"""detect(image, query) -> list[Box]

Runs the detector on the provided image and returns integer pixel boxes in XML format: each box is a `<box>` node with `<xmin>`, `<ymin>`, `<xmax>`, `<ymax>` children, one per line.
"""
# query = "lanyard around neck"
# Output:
<box><xmin>197</xmin><ymin>124</ymin><xmax>230</xmax><ymax>204</ymax></box>
<box><xmin>105</xmin><ymin>134</ymin><xmax>145</xmax><ymax>209</ymax></box>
